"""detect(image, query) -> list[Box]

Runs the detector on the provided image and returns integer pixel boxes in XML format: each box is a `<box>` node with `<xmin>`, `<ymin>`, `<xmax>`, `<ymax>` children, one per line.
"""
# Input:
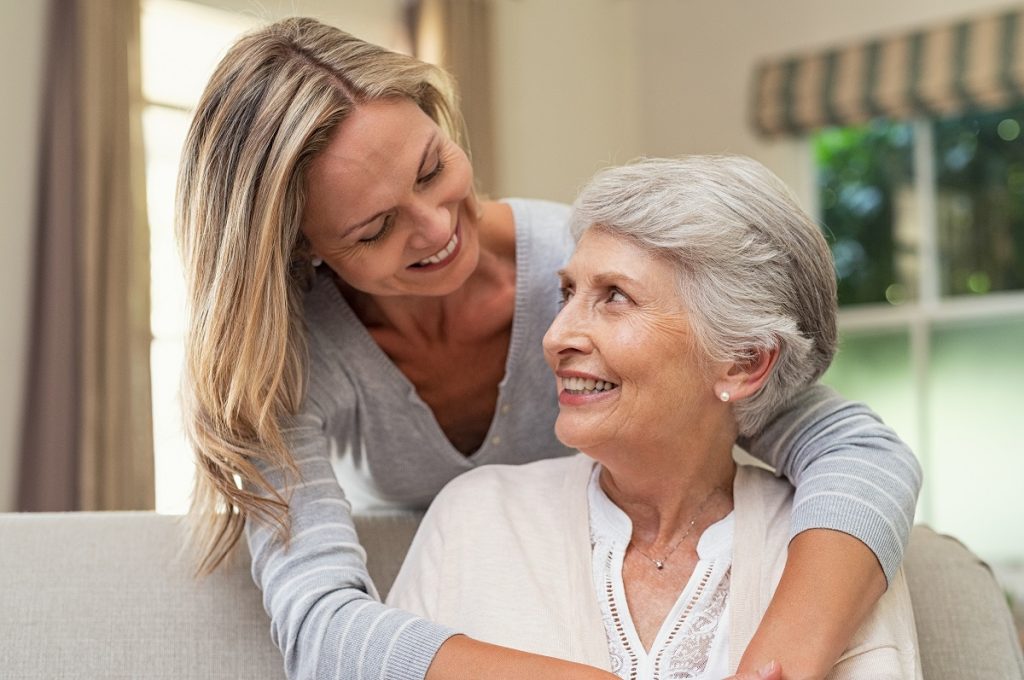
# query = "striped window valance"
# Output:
<box><xmin>752</xmin><ymin>8</ymin><xmax>1024</xmax><ymax>136</ymax></box>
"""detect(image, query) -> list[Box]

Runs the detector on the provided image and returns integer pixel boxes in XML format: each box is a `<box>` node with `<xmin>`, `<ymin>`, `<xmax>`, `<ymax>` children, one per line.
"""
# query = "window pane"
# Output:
<box><xmin>141</xmin><ymin>0</ymin><xmax>256</xmax><ymax>109</ymax></box>
<box><xmin>144</xmin><ymin>104</ymin><xmax>192</xmax><ymax>514</ymax></box>
<box><xmin>933</xmin><ymin>105</ymin><xmax>1024</xmax><ymax>297</ymax></box>
<box><xmin>928</xmin><ymin>317</ymin><xmax>1024</xmax><ymax>562</ymax></box>
<box><xmin>143</xmin><ymin>106</ymin><xmax>190</xmax><ymax>340</ymax></box>
<box><xmin>820</xmin><ymin>329</ymin><xmax>918</xmax><ymax>455</ymax></box>
<box><xmin>151</xmin><ymin>336</ymin><xmax>192</xmax><ymax>514</ymax></box>
<box><xmin>813</xmin><ymin>121</ymin><xmax>917</xmax><ymax>306</ymax></box>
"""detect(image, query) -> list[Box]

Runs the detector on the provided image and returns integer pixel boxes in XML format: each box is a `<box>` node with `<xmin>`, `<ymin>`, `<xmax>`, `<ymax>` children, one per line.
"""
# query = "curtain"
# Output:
<box><xmin>19</xmin><ymin>0</ymin><xmax>154</xmax><ymax>511</ymax></box>
<box><xmin>752</xmin><ymin>8</ymin><xmax>1024</xmax><ymax>136</ymax></box>
<box><xmin>408</xmin><ymin>0</ymin><xmax>497</xmax><ymax>195</ymax></box>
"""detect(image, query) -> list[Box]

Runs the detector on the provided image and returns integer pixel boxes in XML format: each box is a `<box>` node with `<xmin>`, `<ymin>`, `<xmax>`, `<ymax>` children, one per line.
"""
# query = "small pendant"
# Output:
<box><xmin>654</xmin><ymin>560</ymin><xmax>664</xmax><ymax>570</ymax></box>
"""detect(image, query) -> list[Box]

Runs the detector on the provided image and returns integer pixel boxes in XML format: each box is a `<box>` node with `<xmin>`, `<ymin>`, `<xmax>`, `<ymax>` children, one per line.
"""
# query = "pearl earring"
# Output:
<box><xmin>719</xmin><ymin>391</ymin><xmax>730</xmax><ymax>402</ymax></box>
<box><xmin>311</xmin><ymin>256</ymin><xmax>323</xmax><ymax>267</ymax></box>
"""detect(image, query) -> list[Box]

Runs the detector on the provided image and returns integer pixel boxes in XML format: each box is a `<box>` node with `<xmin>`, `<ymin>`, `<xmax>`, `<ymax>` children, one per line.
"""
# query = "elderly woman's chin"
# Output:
<box><xmin>551</xmin><ymin>386</ymin><xmax>624</xmax><ymax>453</ymax></box>
<box><xmin>552</xmin><ymin>411</ymin><xmax>612</xmax><ymax>456</ymax></box>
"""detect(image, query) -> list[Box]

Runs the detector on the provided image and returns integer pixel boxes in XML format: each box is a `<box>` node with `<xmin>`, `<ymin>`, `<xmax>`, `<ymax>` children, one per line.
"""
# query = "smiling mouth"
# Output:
<box><xmin>409</xmin><ymin>227</ymin><xmax>459</xmax><ymax>268</ymax></box>
<box><xmin>562</xmin><ymin>376</ymin><xmax>619</xmax><ymax>394</ymax></box>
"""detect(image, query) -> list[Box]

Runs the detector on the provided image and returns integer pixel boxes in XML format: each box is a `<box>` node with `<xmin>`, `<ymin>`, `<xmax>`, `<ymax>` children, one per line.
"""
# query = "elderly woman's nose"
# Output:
<box><xmin>543</xmin><ymin>300</ymin><xmax>592</xmax><ymax>356</ymax></box>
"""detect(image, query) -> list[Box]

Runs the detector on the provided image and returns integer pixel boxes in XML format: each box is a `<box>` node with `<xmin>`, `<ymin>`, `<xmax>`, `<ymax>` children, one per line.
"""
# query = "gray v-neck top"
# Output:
<box><xmin>244</xmin><ymin>198</ymin><xmax>922</xmax><ymax>680</ymax></box>
<box><xmin>304</xmin><ymin>198</ymin><xmax>575</xmax><ymax>510</ymax></box>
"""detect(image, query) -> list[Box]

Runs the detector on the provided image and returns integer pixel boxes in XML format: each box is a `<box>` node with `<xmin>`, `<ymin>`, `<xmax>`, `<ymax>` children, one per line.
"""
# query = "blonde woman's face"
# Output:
<box><xmin>302</xmin><ymin>98</ymin><xmax>478</xmax><ymax>297</ymax></box>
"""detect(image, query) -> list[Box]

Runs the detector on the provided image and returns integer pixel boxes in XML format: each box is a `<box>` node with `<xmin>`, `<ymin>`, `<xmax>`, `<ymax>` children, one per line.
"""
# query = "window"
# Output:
<box><xmin>141</xmin><ymin>0</ymin><xmax>259</xmax><ymax>514</ymax></box>
<box><xmin>814</xmin><ymin>105</ymin><xmax>1024</xmax><ymax>565</ymax></box>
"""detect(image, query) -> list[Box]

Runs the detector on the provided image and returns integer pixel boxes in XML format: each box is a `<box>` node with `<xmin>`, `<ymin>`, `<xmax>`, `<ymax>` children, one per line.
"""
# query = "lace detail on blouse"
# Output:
<box><xmin>598</xmin><ymin>545</ymin><xmax>638</xmax><ymax>678</ymax></box>
<box><xmin>662</xmin><ymin>569</ymin><xmax>730</xmax><ymax>678</ymax></box>
<box><xmin>588</xmin><ymin>464</ymin><xmax>733</xmax><ymax>680</ymax></box>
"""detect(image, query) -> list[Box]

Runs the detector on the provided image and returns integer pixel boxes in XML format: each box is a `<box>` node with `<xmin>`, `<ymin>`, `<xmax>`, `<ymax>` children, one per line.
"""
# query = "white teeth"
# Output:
<box><xmin>563</xmin><ymin>377</ymin><xmax>617</xmax><ymax>393</ymax></box>
<box><xmin>417</xmin><ymin>232</ymin><xmax>458</xmax><ymax>266</ymax></box>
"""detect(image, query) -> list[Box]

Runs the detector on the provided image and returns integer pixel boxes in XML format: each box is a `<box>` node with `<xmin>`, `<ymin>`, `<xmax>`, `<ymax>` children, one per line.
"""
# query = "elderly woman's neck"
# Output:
<box><xmin>596</xmin><ymin>438</ymin><xmax>737</xmax><ymax>542</ymax></box>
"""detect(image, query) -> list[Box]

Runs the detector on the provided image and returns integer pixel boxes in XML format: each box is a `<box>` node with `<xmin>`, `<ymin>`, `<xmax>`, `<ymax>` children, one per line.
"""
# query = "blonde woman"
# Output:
<box><xmin>177</xmin><ymin>18</ymin><xmax>921</xmax><ymax>680</ymax></box>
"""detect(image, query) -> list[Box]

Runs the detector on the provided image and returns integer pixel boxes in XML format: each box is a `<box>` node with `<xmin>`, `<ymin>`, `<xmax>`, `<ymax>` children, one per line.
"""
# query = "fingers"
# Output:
<box><xmin>726</xmin><ymin>660</ymin><xmax>782</xmax><ymax>680</ymax></box>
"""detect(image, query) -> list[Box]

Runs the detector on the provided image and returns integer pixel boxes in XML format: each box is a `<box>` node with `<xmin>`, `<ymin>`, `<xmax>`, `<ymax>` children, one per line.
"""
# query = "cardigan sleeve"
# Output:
<box><xmin>244</xmin><ymin>394</ymin><xmax>457</xmax><ymax>680</ymax></box>
<box><xmin>741</xmin><ymin>384</ymin><xmax>923</xmax><ymax>585</ymax></box>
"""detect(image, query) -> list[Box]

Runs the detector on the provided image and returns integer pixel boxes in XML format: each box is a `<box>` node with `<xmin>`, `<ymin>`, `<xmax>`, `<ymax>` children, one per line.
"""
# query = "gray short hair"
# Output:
<box><xmin>570</xmin><ymin>155</ymin><xmax>837</xmax><ymax>436</ymax></box>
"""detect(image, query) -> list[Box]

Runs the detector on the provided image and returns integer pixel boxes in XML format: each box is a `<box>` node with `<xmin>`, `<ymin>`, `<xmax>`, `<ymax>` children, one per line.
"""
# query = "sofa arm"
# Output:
<box><xmin>905</xmin><ymin>525</ymin><xmax>1024</xmax><ymax>679</ymax></box>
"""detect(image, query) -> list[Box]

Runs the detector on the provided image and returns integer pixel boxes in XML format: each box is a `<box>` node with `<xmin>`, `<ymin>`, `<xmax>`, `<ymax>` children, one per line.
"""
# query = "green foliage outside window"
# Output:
<box><xmin>813</xmin><ymin>104</ymin><xmax>1024</xmax><ymax>306</ymax></box>
<box><xmin>813</xmin><ymin>121</ymin><xmax>915</xmax><ymax>306</ymax></box>
<box><xmin>934</xmin><ymin>105</ymin><xmax>1024</xmax><ymax>297</ymax></box>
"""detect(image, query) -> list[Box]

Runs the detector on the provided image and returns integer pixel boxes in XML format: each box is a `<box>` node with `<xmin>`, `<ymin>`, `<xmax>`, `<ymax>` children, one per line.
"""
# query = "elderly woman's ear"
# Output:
<box><xmin>713</xmin><ymin>345</ymin><xmax>780</xmax><ymax>403</ymax></box>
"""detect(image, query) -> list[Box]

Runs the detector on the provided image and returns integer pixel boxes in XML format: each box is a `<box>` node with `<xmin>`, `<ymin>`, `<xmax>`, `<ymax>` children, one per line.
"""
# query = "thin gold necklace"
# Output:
<box><xmin>627</xmin><ymin>485</ymin><xmax>726</xmax><ymax>571</ymax></box>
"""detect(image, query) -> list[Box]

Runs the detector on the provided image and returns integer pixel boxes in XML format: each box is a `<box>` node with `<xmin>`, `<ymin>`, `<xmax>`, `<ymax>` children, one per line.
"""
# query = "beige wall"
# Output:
<box><xmin>489</xmin><ymin>0</ymin><xmax>644</xmax><ymax>203</ymax></box>
<box><xmin>0</xmin><ymin>0</ymin><xmax>49</xmax><ymax>511</ymax></box>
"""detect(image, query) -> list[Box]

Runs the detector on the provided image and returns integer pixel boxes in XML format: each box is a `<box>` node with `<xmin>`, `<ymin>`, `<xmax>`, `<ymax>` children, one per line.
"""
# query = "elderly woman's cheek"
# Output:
<box><xmin>624</xmin><ymin>311</ymin><xmax>696</xmax><ymax>363</ymax></box>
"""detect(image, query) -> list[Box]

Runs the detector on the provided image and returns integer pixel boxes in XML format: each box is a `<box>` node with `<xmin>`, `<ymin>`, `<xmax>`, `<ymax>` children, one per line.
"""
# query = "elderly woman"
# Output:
<box><xmin>387</xmin><ymin>156</ymin><xmax>922</xmax><ymax>679</ymax></box>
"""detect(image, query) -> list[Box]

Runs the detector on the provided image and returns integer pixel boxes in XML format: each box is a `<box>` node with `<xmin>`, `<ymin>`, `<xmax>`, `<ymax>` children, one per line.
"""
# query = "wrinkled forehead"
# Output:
<box><xmin>563</xmin><ymin>228</ymin><xmax>682</xmax><ymax>298</ymax></box>
<box><xmin>567</xmin><ymin>227</ymin><xmax>674</xmax><ymax>276</ymax></box>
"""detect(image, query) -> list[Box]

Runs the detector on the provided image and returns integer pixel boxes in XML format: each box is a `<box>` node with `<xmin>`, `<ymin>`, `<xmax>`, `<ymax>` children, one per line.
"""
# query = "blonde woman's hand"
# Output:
<box><xmin>724</xmin><ymin>660</ymin><xmax>783</xmax><ymax>680</ymax></box>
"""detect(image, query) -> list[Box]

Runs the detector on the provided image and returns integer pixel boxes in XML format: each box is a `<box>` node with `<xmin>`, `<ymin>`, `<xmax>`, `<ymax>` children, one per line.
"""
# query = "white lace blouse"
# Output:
<box><xmin>588</xmin><ymin>465</ymin><xmax>735</xmax><ymax>680</ymax></box>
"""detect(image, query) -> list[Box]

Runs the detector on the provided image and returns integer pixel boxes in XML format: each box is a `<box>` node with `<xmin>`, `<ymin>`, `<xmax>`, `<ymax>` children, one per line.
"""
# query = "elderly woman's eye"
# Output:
<box><xmin>558</xmin><ymin>287</ymin><xmax>574</xmax><ymax>306</ymax></box>
<box><xmin>608</xmin><ymin>288</ymin><xmax>629</xmax><ymax>303</ymax></box>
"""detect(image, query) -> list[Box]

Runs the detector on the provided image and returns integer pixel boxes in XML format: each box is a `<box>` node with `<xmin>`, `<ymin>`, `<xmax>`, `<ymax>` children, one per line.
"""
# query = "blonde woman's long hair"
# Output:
<box><xmin>176</xmin><ymin>17</ymin><xmax>467</xmax><ymax>574</ymax></box>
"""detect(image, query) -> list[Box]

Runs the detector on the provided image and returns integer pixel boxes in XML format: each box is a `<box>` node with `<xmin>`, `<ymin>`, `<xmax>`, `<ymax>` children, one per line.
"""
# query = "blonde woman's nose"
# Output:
<box><xmin>406</xmin><ymin>203</ymin><xmax>452</xmax><ymax>251</ymax></box>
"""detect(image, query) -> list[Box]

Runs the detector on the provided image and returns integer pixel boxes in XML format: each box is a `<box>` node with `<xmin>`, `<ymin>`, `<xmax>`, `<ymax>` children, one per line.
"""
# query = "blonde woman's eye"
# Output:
<box><xmin>359</xmin><ymin>214</ymin><xmax>394</xmax><ymax>244</ymax></box>
<box><xmin>418</xmin><ymin>151</ymin><xmax>445</xmax><ymax>184</ymax></box>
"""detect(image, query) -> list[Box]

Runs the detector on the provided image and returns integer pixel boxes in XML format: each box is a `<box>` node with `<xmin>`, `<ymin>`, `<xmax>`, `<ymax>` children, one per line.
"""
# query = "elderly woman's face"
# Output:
<box><xmin>543</xmin><ymin>229</ymin><xmax>721</xmax><ymax>455</ymax></box>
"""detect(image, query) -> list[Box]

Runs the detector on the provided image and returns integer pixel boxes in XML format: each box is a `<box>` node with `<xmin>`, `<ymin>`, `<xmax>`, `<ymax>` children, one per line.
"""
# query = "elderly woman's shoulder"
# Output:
<box><xmin>734</xmin><ymin>462</ymin><xmax>798</xmax><ymax>532</ymax></box>
<box><xmin>735</xmin><ymin>462</ymin><xmax>791</xmax><ymax>492</ymax></box>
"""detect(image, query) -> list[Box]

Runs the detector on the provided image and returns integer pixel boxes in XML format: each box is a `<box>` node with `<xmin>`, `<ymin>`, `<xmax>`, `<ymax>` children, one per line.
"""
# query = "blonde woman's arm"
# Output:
<box><xmin>736</xmin><ymin>384</ymin><xmax>922</xmax><ymax>679</ymax></box>
<box><xmin>245</xmin><ymin>404</ymin><xmax>457</xmax><ymax>680</ymax></box>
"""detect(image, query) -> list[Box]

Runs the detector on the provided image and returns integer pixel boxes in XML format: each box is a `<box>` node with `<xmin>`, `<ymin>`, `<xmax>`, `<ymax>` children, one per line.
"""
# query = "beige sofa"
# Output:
<box><xmin>1</xmin><ymin>512</ymin><xmax>1021</xmax><ymax>679</ymax></box>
